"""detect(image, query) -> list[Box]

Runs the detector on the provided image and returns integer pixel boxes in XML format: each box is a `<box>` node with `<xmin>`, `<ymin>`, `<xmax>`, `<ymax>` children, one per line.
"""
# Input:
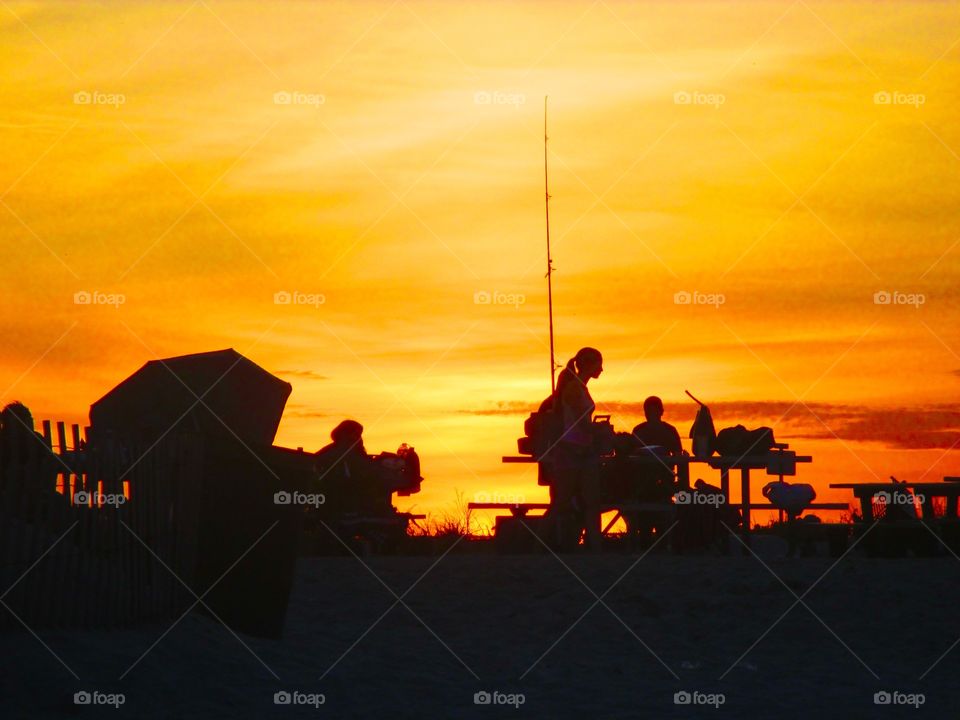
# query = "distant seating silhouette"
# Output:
<box><xmin>311</xmin><ymin>420</ymin><xmax>422</xmax><ymax>554</ymax></box>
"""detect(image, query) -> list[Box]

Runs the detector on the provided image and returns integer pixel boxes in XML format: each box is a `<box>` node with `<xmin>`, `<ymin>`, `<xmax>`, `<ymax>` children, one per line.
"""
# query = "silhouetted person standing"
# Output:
<box><xmin>550</xmin><ymin>347</ymin><xmax>604</xmax><ymax>552</ymax></box>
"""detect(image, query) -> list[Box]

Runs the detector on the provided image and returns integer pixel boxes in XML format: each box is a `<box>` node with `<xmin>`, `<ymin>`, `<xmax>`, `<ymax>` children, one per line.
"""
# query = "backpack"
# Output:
<box><xmin>395</xmin><ymin>444</ymin><xmax>422</xmax><ymax>496</ymax></box>
<box><xmin>518</xmin><ymin>393</ymin><xmax>563</xmax><ymax>459</ymax></box>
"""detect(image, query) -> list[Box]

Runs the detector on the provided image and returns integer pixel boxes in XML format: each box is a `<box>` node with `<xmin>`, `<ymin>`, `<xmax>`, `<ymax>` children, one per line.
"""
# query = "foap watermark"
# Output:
<box><xmin>273</xmin><ymin>690</ymin><xmax>326</xmax><ymax>708</ymax></box>
<box><xmin>73</xmin><ymin>90</ymin><xmax>126</xmax><ymax>108</ymax></box>
<box><xmin>674</xmin><ymin>290</ymin><xmax>725</xmax><ymax>308</ymax></box>
<box><xmin>474</xmin><ymin>491</ymin><xmax>526</xmax><ymax>504</ymax></box>
<box><xmin>274</xmin><ymin>491</ymin><xmax>325</xmax><ymax>508</ymax></box>
<box><xmin>74</xmin><ymin>690</ymin><xmax>125</xmax><ymax>708</ymax></box>
<box><xmin>474</xmin><ymin>290</ymin><xmax>525</xmax><ymax>309</ymax></box>
<box><xmin>474</xmin><ymin>90</ymin><xmax>526</xmax><ymax>108</ymax></box>
<box><xmin>674</xmin><ymin>91</ymin><xmax>725</xmax><ymax>108</ymax></box>
<box><xmin>273</xmin><ymin>91</ymin><xmax>325</xmax><ymax>108</ymax></box>
<box><xmin>473</xmin><ymin>690</ymin><xmax>525</xmax><ymax>708</ymax></box>
<box><xmin>74</xmin><ymin>290</ymin><xmax>125</xmax><ymax>308</ymax></box>
<box><xmin>674</xmin><ymin>690</ymin><xmax>725</xmax><ymax>708</ymax></box>
<box><xmin>873</xmin><ymin>290</ymin><xmax>925</xmax><ymax>308</ymax></box>
<box><xmin>74</xmin><ymin>491</ymin><xmax>126</xmax><ymax>508</ymax></box>
<box><xmin>274</xmin><ymin>290</ymin><xmax>326</xmax><ymax>308</ymax></box>
<box><xmin>875</xmin><ymin>490</ymin><xmax>924</xmax><ymax>506</ymax></box>
<box><xmin>873</xmin><ymin>690</ymin><xmax>925</xmax><ymax>708</ymax></box>
<box><xmin>874</xmin><ymin>91</ymin><xmax>925</xmax><ymax>108</ymax></box>
<box><xmin>673</xmin><ymin>491</ymin><xmax>725</xmax><ymax>507</ymax></box>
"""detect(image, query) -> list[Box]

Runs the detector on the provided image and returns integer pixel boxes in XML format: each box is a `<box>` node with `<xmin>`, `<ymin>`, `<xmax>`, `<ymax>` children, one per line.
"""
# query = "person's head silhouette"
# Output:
<box><xmin>563</xmin><ymin>347</ymin><xmax>603</xmax><ymax>383</ymax></box>
<box><xmin>1</xmin><ymin>401</ymin><xmax>34</xmax><ymax>434</ymax></box>
<box><xmin>643</xmin><ymin>396</ymin><xmax>664</xmax><ymax>422</ymax></box>
<box><xmin>330</xmin><ymin>420</ymin><xmax>364</xmax><ymax>452</ymax></box>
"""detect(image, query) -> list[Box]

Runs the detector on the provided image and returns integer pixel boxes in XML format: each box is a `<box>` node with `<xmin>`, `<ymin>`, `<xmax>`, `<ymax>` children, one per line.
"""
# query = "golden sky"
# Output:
<box><xmin>2</xmin><ymin>1</ymin><xmax>959</xmax><ymax>526</ymax></box>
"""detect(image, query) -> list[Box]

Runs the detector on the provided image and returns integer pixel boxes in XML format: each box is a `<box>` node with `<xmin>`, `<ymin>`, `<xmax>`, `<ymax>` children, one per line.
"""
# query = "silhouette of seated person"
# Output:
<box><xmin>632</xmin><ymin>396</ymin><xmax>683</xmax><ymax>456</ymax></box>
<box><xmin>632</xmin><ymin>396</ymin><xmax>684</xmax><ymax>491</ymax></box>
<box><xmin>314</xmin><ymin>420</ymin><xmax>389</xmax><ymax>519</ymax></box>
<box><xmin>625</xmin><ymin>396</ymin><xmax>684</xmax><ymax>546</ymax></box>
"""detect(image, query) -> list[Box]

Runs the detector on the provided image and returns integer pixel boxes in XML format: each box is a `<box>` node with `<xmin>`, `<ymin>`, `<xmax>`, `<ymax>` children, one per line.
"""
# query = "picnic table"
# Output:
<box><xmin>497</xmin><ymin>446</ymin><xmax>834</xmax><ymax>547</ymax></box>
<box><xmin>829</xmin><ymin>482</ymin><xmax>960</xmax><ymax>522</ymax></box>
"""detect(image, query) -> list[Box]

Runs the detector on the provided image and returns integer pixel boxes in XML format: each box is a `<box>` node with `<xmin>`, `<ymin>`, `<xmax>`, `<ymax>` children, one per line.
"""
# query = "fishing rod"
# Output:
<box><xmin>685</xmin><ymin>389</ymin><xmax>705</xmax><ymax>406</ymax></box>
<box><xmin>545</xmin><ymin>96</ymin><xmax>557</xmax><ymax>393</ymax></box>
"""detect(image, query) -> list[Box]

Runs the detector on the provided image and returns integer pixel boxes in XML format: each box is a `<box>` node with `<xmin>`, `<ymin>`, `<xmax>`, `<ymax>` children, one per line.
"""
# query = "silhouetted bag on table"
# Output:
<box><xmin>591</xmin><ymin>414</ymin><xmax>616</xmax><ymax>455</ymax></box>
<box><xmin>715</xmin><ymin>425</ymin><xmax>776</xmax><ymax>457</ymax></box>
<box><xmin>685</xmin><ymin>390</ymin><xmax>716</xmax><ymax>457</ymax></box>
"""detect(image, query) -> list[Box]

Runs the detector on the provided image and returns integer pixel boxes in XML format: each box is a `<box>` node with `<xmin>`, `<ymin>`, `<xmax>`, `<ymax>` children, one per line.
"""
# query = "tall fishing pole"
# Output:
<box><xmin>544</xmin><ymin>96</ymin><xmax>557</xmax><ymax>393</ymax></box>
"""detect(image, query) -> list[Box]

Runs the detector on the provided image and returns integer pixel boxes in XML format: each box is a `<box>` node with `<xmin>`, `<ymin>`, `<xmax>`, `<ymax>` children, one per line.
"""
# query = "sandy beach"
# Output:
<box><xmin>4</xmin><ymin>544</ymin><xmax>958</xmax><ymax>719</ymax></box>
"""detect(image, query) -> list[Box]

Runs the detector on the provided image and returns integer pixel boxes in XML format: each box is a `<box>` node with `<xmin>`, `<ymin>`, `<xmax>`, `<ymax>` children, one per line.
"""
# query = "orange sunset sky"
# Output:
<box><xmin>2</xmin><ymin>1</ymin><xmax>958</xmax><ymax>527</ymax></box>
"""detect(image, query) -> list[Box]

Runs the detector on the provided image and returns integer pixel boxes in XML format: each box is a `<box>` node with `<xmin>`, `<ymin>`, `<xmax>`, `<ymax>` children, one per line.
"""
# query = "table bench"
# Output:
<box><xmin>468</xmin><ymin>499</ymin><xmax>846</xmax><ymax>548</ymax></box>
<box><xmin>467</xmin><ymin>501</ymin><xmax>675</xmax><ymax>536</ymax></box>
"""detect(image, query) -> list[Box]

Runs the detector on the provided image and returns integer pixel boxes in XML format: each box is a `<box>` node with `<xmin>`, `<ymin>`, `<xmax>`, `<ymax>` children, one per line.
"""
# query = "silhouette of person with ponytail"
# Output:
<box><xmin>549</xmin><ymin>347</ymin><xmax>604</xmax><ymax>552</ymax></box>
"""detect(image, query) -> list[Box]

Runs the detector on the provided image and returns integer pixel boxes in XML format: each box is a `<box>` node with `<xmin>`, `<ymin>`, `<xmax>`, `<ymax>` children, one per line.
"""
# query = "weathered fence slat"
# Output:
<box><xmin>1</xmin><ymin>423</ymin><xmax>203</xmax><ymax>630</ymax></box>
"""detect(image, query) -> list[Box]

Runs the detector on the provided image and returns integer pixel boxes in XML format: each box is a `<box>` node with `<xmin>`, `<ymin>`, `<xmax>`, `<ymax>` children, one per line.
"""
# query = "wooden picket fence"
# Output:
<box><xmin>0</xmin><ymin>422</ymin><xmax>204</xmax><ymax>630</ymax></box>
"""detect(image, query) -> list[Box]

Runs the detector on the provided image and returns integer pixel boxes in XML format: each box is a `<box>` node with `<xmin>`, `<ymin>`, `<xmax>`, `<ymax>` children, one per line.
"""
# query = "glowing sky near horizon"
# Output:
<box><xmin>1</xmin><ymin>1</ymin><xmax>958</xmax><ymax>525</ymax></box>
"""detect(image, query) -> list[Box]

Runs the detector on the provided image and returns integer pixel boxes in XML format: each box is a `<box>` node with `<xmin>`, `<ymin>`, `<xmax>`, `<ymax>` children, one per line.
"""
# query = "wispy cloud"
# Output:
<box><xmin>461</xmin><ymin>401</ymin><xmax>539</xmax><ymax>416</ymax></box>
<box><xmin>790</xmin><ymin>406</ymin><xmax>960</xmax><ymax>451</ymax></box>
<box><xmin>284</xmin><ymin>403</ymin><xmax>332</xmax><ymax>419</ymax></box>
<box><xmin>275</xmin><ymin>369</ymin><xmax>329</xmax><ymax>381</ymax></box>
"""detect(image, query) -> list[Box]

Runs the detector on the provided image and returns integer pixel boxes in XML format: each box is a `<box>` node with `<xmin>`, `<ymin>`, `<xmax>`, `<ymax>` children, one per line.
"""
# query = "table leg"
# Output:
<box><xmin>741</xmin><ymin>468</ymin><xmax>751</xmax><ymax>551</ymax></box>
<box><xmin>720</xmin><ymin>468</ymin><xmax>731</xmax><ymax>554</ymax></box>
